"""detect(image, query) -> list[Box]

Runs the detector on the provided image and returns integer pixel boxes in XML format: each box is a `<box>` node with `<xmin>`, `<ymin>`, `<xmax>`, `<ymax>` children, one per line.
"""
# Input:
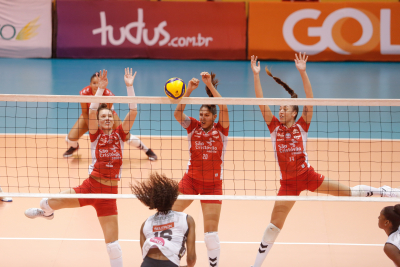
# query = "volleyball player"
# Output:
<box><xmin>172</xmin><ymin>72</ymin><xmax>229</xmax><ymax>267</ymax></box>
<box><xmin>250</xmin><ymin>52</ymin><xmax>400</xmax><ymax>267</ymax></box>
<box><xmin>131</xmin><ymin>172</ymin><xmax>196</xmax><ymax>267</ymax></box>
<box><xmin>63</xmin><ymin>72</ymin><xmax>157</xmax><ymax>160</ymax></box>
<box><xmin>25</xmin><ymin>68</ymin><xmax>138</xmax><ymax>267</ymax></box>
<box><xmin>0</xmin><ymin>186</ymin><xmax>12</xmax><ymax>202</ymax></box>
<box><xmin>379</xmin><ymin>204</ymin><xmax>400</xmax><ymax>266</ymax></box>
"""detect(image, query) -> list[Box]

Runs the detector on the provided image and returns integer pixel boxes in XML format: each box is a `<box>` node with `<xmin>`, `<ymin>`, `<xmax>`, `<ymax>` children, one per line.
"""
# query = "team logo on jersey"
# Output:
<box><xmin>285</xmin><ymin>133</ymin><xmax>291</xmax><ymax>139</ymax></box>
<box><xmin>99</xmin><ymin>149</ymin><xmax>108</xmax><ymax>153</ymax></box>
<box><xmin>212</xmin><ymin>130</ymin><xmax>218</xmax><ymax>135</ymax></box>
<box><xmin>277</xmin><ymin>132</ymin><xmax>284</xmax><ymax>138</ymax></box>
<box><xmin>150</xmin><ymin>237</ymin><xmax>165</xmax><ymax>246</ymax></box>
<box><xmin>293</xmin><ymin>129</ymin><xmax>299</xmax><ymax>134</ymax></box>
<box><xmin>294</xmin><ymin>135</ymin><xmax>301</xmax><ymax>140</ymax></box>
<box><xmin>153</xmin><ymin>222</ymin><xmax>174</xmax><ymax>232</ymax></box>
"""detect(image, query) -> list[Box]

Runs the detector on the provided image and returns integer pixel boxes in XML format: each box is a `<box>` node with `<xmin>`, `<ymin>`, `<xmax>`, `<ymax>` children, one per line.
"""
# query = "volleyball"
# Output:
<box><xmin>164</xmin><ymin>77</ymin><xmax>186</xmax><ymax>100</ymax></box>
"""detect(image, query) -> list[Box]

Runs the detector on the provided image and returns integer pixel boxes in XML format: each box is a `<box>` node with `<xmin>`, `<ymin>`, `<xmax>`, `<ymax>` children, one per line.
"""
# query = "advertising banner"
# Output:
<box><xmin>0</xmin><ymin>0</ymin><xmax>52</xmax><ymax>58</ymax></box>
<box><xmin>57</xmin><ymin>1</ymin><xmax>246</xmax><ymax>60</ymax></box>
<box><xmin>248</xmin><ymin>2</ymin><xmax>400</xmax><ymax>61</ymax></box>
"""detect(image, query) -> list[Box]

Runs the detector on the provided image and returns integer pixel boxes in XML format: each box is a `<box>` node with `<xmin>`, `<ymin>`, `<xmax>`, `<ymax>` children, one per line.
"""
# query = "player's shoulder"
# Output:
<box><xmin>80</xmin><ymin>86</ymin><xmax>92</xmax><ymax>95</ymax></box>
<box><xmin>103</xmin><ymin>88</ymin><xmax>114</xmax><ymax>96</ymax></box>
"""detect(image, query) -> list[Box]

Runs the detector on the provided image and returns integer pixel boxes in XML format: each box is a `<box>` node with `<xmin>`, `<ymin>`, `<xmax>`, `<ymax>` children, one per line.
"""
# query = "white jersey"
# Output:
<box><xmin>142</xmin><ymin>211</ymin><xmax>189</xmax><ymax>266</ymax></box>
<box><xmin>387</xmin><ymin>226</ymin><xmax>400</xmax><ymax>267</ymax></box>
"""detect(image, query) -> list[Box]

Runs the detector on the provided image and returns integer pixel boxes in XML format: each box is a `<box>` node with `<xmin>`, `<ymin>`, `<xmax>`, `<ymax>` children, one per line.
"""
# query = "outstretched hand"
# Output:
<box><xmin>250</xmin><ymin>55</ymin><xmax>260</xmax><ymax>74</ymax></box>
<box><xmin>124</xmin><ymin>67</ymin><xmax>137</xmax><ymax>87</ymax></box>
<box><xmin>97</xmin><ymin>69</ymin><xmax>108</xmax><ymax>89</ymax></box>
<box><xmin>200</xmin><ymin>72</ymin><xmax>212</xmax><ymax>86</ymax></box>
<box><xmin>188</xmin><ymin>78</ymin><xmax>200</xmax><ymax>92</ymax></box>
<box><xmin>295</xmin><ymin>52</ymin><xmax>308</xmax><ymax>72</ymax></box>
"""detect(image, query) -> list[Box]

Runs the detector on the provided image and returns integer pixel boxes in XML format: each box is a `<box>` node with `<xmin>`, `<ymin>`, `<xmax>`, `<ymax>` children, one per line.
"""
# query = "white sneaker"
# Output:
<box><xmin>1</xmin><ymin>197</ymin><xmax>12</xmax><ymax>202</ymax></box>
<box><xmin>380</xmin><ymin>186</ymin><xmax>400</xmax><ymax>198</ymax></box>
<box><xmin>24</xmin><ymin>208</ymin><xmax>54</xmax><ymax>220</ymax></box>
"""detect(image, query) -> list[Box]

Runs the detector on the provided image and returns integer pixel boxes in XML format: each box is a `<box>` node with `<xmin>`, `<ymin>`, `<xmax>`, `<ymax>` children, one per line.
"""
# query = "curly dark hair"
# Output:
<box><xmin>201</xmin><ymin>72</ymin><xmax>219</xmax><ymax>115</ymax></box>
<box><xmin>265</xmin><ymin>66</ymin><xmax>299</xmax><ymax>120</ymax></box>
<box><xmin>130</xmin><ymin>172</ymin><xmax>179</xmax><ymax>215</ymax></box>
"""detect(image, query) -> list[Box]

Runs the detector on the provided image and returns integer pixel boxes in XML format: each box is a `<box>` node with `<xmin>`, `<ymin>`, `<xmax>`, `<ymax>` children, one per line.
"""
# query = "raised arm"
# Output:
<box><xmin>185</xmin><ymin>215</ymin><xmax>196</xmax><ymax>267</ymax></box>
<box><xmin>174</xmin><ymin>78</ymin><xmax>199</xmax><ymax>124</ymax></box>
<box><xmin>251</xmin><ymin>56</ymin><xmax>273</xmax><ymax>125</ymax></box>
<box><xmin>200</xmin><ymin>72</ymin><xmax>229</xmax><ymax>129</ymax></box>
<box><xmin>88</xmin><ymin>70</ymin><xmax>108</xmax><ymax>134</ymax></box>
<box><xmin>295</xmin><ymin>52</ymin><xmax>313</xmax><ymax>124</ymax></box>
<box><xmin>121</xmin><ymin>67</ymin><xmax>138</xmax><ymax>134</ymax></box>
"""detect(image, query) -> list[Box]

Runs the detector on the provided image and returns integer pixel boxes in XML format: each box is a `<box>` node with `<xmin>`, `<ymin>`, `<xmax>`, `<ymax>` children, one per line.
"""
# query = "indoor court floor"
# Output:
<box><xmin>0</xmin><ymin>58</ymin><xmax>400</xmax><ymax>266</ymax></box>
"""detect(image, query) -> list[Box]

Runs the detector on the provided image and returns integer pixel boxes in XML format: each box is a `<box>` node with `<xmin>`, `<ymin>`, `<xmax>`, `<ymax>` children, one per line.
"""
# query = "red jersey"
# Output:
<box><xmin>80</xmin><ymin>86</ymin><xmax>115</xmax><ymax>112</ymax></box>
<box><xmin>184</xmin><ymin>117</ymin><xmax>229</xmax><ymax>182</ymax></box>
<box><xmin>89</xmin><ymin>125</ymin><xmax>127</xmax><ymax>181</ymax></box>
<box><xmin>268</xmin><ymin>116</ymin><xmax>311</xmax><ymax>180</ymax></box>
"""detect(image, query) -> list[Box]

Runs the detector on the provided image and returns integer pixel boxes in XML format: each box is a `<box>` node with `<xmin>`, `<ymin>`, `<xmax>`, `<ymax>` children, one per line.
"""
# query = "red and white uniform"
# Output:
<box><xmin>80</xmin><ymin>86</ymin><xmax>115</xmax><ymax>113</ymax></box>
<box><xmin>183</xmin><ymin>117</ymin><xmax>229</xmax><ymax>182</ymax></box>
<box><xmin>268</xmin><ymin>116</ymin><xmax>311</xmax><ymax>180</ymax></box>
<box><xmin>89</xmin><ymin>124</ymin><xmax>127</xmax><ymax>180</ymax></box>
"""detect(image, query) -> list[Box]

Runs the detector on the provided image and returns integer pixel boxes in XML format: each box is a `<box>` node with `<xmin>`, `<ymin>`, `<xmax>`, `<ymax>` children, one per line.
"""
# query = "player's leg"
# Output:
<box><xmin>316</xmin><ymin>178</ymin><xmax>400</xmax><ymax>197</ymax></box>
<box><xmin>0</xmin><ymin>186</ymin><xmax>12</xmax><ymax>202</ymax></box>
<box><xmin>99</xmin><ymin>215</ymin><xmax>123</xmax><ymax>267</ymax></box>
<box><xmin>24</xmin><ymin>189</ymin><xmax>80</xmax><ymax>220</ymax></box>
<box><xmin>201</xmin><ymin>202</ymin><xmax>222</xmax><ymax>267</ymax></box>
<box><xmin>64</xmin><ymin>114</ymin><xmax>88</xmax><ymax>157</ymax></box>
<box><xmin>253</xmin><ymin>200</ymin><xmax>296</xmax><ymax>267</ymax></box>
<box><xmin>113</xmin><ymin>112</ymin><xmax>158</xmax><ymax>161</ymax></box>
<box><xmin>172</xmin><ymin>199</ymin><xmax>193</xmax><ymax>212</ymax></box>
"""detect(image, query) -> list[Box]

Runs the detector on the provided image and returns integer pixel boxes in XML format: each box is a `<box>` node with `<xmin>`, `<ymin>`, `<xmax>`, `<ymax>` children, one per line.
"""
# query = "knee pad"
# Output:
<box><xmin>204</xmin><ymin>232</ymin><xmax>220</xmax><ymax>251</ymax></box>
<box><xmin>127</xmin><ymin>135</ymin><xmax>141</xmax><ymax>147</ymax></box>
<box><xmin>107</xmin><ymin>241</ymin><xmax>122</xmax><ymax>260</ymax></box>
<box><xmin>262</xmin><ymin>223</ymin><xmax>281</xmax><ymax>243</ymax></box>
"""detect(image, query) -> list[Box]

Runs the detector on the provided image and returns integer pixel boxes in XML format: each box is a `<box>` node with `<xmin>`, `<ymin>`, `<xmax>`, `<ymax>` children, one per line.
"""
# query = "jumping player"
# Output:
<box><xmin>25</xmin><ymin>68</ymin><xmax>138</xmax><ymax>267</ymax></box>
<box><xmin>131</xmin><ymin>172</ymin><xmax>196</xmax><ymax>267</ymax></box>
<box><xmin>172</xmin><ymin>72</ymin><xmax>229</xmax><ymax>267</ymax></box>
<box><xmin>63</xmin><ymin>72</ymin><xmax>157</xmax><ymax>161</ymax></box>
<box><xmin>250</xmin><ymin>52</ymin><xmax>400</xmax><ymax>267</ymax></box>
<box><xmin>379</xmin><ymin>204</ymin><xmax>400</xmax><ymax>266</ymax></box>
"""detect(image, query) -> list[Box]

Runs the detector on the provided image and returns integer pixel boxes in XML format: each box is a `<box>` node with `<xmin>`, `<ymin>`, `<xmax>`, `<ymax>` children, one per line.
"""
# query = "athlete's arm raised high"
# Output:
<box><xmin>200</xmin><ymin>72</ymin><xmax>229</xmax><ymax>129</ymax></box>
<box><xmin>174</xmin><ymin>78</ymin><xmax>199</xmax><ymax>124</ymax></box>
<box><xmin>295</xmin><ymin>52</ymin><xmax>313</xmax><ymax>124</ymax></box>
<box><xmin>121</xmin><ymin>67</ymin><xmax>138</xmax><ymax>134</ymax></box>
<box><xmin>251</xmin><ymin>55</ymin><xmax>273</xmax><ymax>125</ymax></box>
<box><xmin>88</xmin><ymin>70</ymin><xmax>108</xmax><ymax>134</ymax></box>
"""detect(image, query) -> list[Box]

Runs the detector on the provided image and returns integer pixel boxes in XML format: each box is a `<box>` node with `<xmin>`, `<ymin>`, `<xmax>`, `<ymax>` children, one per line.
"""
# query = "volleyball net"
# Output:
<box><xmin>0</xmin><ymin>94</ymin><xmax>399</xmax><ymax>202</ymax></box>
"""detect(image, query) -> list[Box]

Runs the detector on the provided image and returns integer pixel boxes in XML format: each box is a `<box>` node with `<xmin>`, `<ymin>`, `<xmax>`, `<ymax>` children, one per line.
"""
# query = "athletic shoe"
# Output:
<box><xmin>24</xmin><ymin>208</ymin><xmax>54</xmax><ymax>220</ymax></box>
<box><xmin>0</xmin><ymin>197</ymin><xmax>12</xmax><ymax>202</ymax></box>
<box><xmin>381</xmin><ymin>186</ymin><xmax>400</xmax><ymax>198</ymax></box>
<box><xmin>146</xmin><ymin>149</ymin><xmax>158</xmax><ymax>161</ymax></box>
<box><xmin>63</xmin><ymin>143</ymin><xmax>79</xmax><ymax>158</ymax></box>
<box><xmin>351</xmin><ymin>185</ymin><xmax>372</xmax><ymax>197</ymax></box>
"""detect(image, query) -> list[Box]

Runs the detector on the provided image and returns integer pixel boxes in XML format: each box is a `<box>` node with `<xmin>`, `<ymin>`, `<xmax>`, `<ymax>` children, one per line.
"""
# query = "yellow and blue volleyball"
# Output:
<box><xmin>164</xmin><ymin>77</ymin><xmax>186</xmax><ymax>100</ymax></box>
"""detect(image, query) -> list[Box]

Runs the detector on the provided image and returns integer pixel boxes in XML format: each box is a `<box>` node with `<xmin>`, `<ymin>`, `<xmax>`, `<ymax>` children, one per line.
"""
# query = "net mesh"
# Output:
<box><xmin>0</xmin><ymin>94</ymin><xmax>399</xmax><ymax>201</ymax></box>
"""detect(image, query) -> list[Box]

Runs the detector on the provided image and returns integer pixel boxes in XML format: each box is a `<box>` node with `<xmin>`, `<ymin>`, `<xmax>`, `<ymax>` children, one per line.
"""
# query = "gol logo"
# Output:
<box><xmin>283</xmin><ymin>8</ymin><xmax>400</xmax><ymax>55</ymax></box>
<box><xmin>0</xmin><ymin>17</ymin><xmax>40</xmax><ymax>41</ymax></box>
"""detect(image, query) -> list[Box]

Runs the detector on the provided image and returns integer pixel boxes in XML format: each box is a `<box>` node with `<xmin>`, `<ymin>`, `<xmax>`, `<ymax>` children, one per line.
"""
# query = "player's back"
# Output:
<box><xmin>142</xmin><ymin>210</ymin><xmax>189</xmax><ymax>266</ymax></box>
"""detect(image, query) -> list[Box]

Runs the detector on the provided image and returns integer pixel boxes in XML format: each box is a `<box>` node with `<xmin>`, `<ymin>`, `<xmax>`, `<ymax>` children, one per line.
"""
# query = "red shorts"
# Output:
<box><xmin>73</xmin><ymin>177</ymin><xmax>118</xmax><ymax>217</ymax></box>
<box><xmin>179</xmin><ymin>173</ymin><xmax>223</xmax><ymax>204</ymax></box>
<box><xmin>278</xmin><ymin>167</ymin><xmax>325</xmax><ymax>196</ymax></box>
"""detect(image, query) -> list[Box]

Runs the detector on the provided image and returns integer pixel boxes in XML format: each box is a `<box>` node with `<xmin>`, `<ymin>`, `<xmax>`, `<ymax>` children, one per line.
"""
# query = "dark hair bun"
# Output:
<box><xmin>394</xmin><ymin>204</ymin><xmax>400</xmax><ymax>216</ymax></box>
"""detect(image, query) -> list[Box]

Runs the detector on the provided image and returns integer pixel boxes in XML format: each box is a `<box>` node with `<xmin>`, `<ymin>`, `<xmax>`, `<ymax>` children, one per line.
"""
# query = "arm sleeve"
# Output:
<box><xmin>297</xmin><ymin>116</ymin><xmax>310</xmax><ymax>132</ymax></box>
<box><xmin>183</xmin><ymin>117</ymin><xmax>199</xmax><ymax>133</ymax></box>
<box><xmin>89</xmin><ymin>129</ymin><xmax>101</xmax><ymax>142</ymax></box>
<box><xmin>216</xmin><ymin>122</ymin><xmax>229</xmax><ymax>136</ymax></box>
<box><xmin>116</xmin><ymin>124</ymin><xmax>128</xmax><ymax>142</ymax></box>
<box><xmin>267</xmin><ymin>116</ymin><xmax>281</xmax><ymax>133</ymax></box>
